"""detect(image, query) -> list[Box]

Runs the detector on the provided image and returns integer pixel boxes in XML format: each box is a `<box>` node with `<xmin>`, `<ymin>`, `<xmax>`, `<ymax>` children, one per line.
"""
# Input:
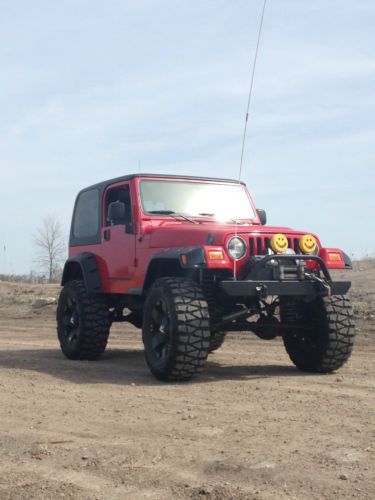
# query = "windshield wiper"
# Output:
<box><xmin>148</xmin><ymin>210</ymin><xmax>199</xmax><ymax>224</ymax></box>
<box><xmin>198</xmin><ymin>213</ymin><xmax>247</xmax><ymax>224</ymax></box>
<box><xmin>228</xmin><ymin>219</ymin><xmax>247</xmax><ymax>224</ymax></box>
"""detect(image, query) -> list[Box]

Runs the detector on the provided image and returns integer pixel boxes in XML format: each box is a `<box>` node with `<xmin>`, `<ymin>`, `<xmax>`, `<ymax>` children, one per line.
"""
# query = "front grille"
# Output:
<box><xmin>289</xmin><ymin>238</ymin><xmax>300</xmax><ymax>253</ymax></box>
<box><xmin>249</xmin><ymin>236</ymin><xmax>300</xmax><ymax>256</ymax></box>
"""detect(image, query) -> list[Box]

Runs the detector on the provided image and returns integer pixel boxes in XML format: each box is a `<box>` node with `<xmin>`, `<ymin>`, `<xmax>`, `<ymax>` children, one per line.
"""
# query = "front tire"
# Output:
<box><xmin>142</xmin><ymin>278</ymin><xmax>210</xmax><ymax>381</ymax></box>
<box><xmin>280</xmin><ymin>295</ymin><xmax>355</xmax><ymax>373</ymax></box>
<box><xmin>56</xmin><ymin>280</ymin><xmax>111</xmax><ymax>360</ymax></box>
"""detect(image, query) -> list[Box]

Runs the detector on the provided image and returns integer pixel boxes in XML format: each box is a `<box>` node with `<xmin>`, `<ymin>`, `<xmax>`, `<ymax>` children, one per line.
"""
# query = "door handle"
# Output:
<box><xmin>103</xmin><ymin>229</ymin><xmax>111</xmax><ymax>241</ymax></box>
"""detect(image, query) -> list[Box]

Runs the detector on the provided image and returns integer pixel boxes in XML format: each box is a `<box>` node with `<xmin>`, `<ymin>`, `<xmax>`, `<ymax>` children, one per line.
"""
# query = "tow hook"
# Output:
<box><xmin>255</xmin><ymin>284</ymin><xmax>268</xmax><ymax>300</ymax></box>
<box><xmin>306</xmin><ymin>273</ymin><xmax>332</xmax><ymax>297</ymax></box>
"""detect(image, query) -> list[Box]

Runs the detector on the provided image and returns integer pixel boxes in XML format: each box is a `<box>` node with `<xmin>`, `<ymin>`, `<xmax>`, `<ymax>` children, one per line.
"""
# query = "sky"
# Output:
<box><xmin>0</xmin><ymin>0</ymin><xmax>374</xmax><ymax>274</ymax></box>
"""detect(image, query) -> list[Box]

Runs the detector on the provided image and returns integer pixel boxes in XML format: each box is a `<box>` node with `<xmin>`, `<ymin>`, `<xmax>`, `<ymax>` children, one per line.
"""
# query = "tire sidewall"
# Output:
<box><xmin>142</xmin><ymin>280</ymin><xmax>180</xmax><ymax>377</ymax></box>
<box><xmin>57</xmin><ymin>281</ymin><xmax>84</xmax><ymax>358</ymax></box>
<box><xmin>282</xmin><ymin>297</ymin><xmax>328</xmax><ymax>368</ymax></box>
<box><xmin>281</xmin><ymin>295</ymin><xmax>354</xmax><ymax>372</ymax></box>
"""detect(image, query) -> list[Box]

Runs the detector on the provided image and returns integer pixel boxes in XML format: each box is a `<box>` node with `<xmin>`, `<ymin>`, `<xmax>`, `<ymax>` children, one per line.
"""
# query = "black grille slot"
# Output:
<box><xmin>249</xmin><ymin>238</ymin><xmax>255</xmax><ymax>256</ymax></box>
<box><xmin>249</xmin><ymin>236</ymin><xmax>272</xmax><ymax>255</ymax></box>
<box><xmin>248</xmin><ymin>235</ymin><xmax>302</xmax><ymax>256</ymax></box>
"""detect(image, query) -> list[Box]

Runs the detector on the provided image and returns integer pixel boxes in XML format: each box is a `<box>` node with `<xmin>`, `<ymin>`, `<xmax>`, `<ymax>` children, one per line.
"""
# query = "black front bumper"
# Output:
<box><xmin>220</xmin><ymin>254</ymin><xmax>351</xmax><ymax>298</ymax></box>
<box><xmin>220</xmin><ymin>279</ymin><xmax>351</xmax><ymax>298</ymax></box>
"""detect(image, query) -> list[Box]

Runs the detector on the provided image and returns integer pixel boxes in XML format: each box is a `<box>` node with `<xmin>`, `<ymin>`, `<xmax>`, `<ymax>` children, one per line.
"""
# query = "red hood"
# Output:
<box><xmin>147</xmin><ymin>220</ymin><xmax>320</xmax><ymax>248</ymax></box>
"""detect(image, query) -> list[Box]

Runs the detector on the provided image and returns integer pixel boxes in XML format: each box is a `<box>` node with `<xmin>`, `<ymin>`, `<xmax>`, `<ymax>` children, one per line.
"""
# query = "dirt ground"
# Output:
<box><xmin>0</xmin><ymin>261</ymin><xmax>374</xmax><ymax>499</ymax></box>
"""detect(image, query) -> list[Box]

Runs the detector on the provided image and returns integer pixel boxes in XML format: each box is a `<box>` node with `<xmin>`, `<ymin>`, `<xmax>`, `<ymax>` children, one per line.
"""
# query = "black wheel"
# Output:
<box><xmin>280</xmin><ymin>295</ymin><xmax>355</xmax><ymax>373</ymax></box>
<box><xmin>208</xmin><ymin>330</ymin><xmax>226</xmax><ymax>353</ymax></box>
<box><xmin>142</xmin><ymin>278</ymin><xmax>210</xmax><ymax>381</ymax></box>
<box><xmin>56</xmin><ymin>280</ymin><xmax>111</xmax><ymax>360</ymax></box>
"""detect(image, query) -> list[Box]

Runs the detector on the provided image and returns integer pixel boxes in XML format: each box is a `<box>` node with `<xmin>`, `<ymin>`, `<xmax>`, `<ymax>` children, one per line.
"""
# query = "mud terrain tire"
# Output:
<box><xmin>142</xmin><ymin>278</ymin><xmax>210</xmax><ymax>381</ymax></box>
<box><xmin>280</xmin><ymin>295</ymin><xmax>355</xmax><ymax>373</ymax></box>
<box><xmin>57</xmin><ymin>280</ymin><xmax>110</xmax><ymax>360</ymax></box>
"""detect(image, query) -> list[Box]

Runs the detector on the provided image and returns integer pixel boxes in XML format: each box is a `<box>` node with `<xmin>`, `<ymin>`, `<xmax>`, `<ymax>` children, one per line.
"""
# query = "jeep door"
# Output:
<box><xmin>101</xmin><ymin>182</ymin><xmax>137</xmax><ymax>293</ymax></box>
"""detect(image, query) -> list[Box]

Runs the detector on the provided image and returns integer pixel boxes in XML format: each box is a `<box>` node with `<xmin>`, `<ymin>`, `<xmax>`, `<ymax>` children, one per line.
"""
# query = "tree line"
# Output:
<box><xmin>1</xmin><ymin>215</ymin><xmax>66</xmax><ymax>284</ymax></box>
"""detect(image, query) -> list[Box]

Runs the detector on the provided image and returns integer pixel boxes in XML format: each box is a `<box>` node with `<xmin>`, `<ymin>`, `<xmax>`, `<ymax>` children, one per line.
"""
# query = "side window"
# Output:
<box><xmin>105</xmin><ymin>185</ymin><xmax>132</xmax><ymax>227</ymax></box>
<box><xmin>73</xmin><ymin>189</ymin><xmax>100</xmax><ymax>238</ymax></box>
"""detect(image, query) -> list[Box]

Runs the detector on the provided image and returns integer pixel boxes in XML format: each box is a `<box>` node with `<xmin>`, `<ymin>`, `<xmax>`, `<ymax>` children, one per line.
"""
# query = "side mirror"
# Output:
<box><xmin>108</xmin><ymin>201</ymin><xmax>126</xmax><ymax>224</ymax></box>
<box><xmin>257</xmin><ymin>209</ymin><xmax>267</xmax><ymax>225</ymax></box>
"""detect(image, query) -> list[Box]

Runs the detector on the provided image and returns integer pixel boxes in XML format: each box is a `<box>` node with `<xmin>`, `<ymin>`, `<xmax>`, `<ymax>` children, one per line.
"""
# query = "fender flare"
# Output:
<box><xmin>342</xmin><ymin>252</ymin><xmax>352</xmax><ymax>269</ymax></box>
<box><xmin>142</xmin><ymin>247</ymin><xmax>206</xmax><ymax>293</ymax></box>
<box><xmin>61</xmin><ymin>252</ymin><xmax>102</xmax><ymax>293</ymax></box>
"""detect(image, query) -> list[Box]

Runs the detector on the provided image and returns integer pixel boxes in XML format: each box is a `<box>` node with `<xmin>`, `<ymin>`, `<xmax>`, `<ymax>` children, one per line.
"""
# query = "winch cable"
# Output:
<box><xmin>233</xmin><ymin>0</ymin><xmax>267</xmax><ymax>281</ymax></box>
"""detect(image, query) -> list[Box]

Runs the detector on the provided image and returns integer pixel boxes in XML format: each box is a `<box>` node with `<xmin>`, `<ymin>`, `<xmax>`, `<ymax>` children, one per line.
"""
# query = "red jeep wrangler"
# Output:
<box><xmin>57</xmin><ymin>174</ymin><xmax>355</xmax><ymax>381</ymax></box>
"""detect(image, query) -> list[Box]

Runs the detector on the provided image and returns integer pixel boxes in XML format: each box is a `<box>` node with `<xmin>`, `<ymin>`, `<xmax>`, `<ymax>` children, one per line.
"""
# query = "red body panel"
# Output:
<box><xmin>69</xmin><ymin>175</ymin><xmax>345</xmax><ymax>293</ymax></box>
<box><xmin>319</xmin><ymin>248</ymin><xmax>346</xmax><ymax>269</ymax></box>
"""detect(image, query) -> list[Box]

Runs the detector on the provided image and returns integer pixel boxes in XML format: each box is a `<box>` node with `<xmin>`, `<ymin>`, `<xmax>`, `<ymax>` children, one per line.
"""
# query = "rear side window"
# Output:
<box><xmin>73</xmin><ymin>189</ymin><xmax>99</xmax><ymax>238</ymax></box>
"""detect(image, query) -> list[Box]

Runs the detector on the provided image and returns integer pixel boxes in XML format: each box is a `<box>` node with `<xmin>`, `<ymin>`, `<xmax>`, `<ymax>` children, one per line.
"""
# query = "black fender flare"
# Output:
<box><xmin>142</xmin><ymin>247</ymin><xmax>206</xmax><ymax>293</ymax></box>
<box><xmin>342</xmin><ymin>252</ymin><xmax>352</xmax><ymax>269</ymax></box>
<box><xmin>61</xmin><ymin>252</ymin><xmax>102</xmax><ymax>293</ymax></box>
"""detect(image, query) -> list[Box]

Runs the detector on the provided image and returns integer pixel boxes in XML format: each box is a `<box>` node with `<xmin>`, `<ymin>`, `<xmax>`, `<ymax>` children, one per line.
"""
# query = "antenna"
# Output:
<box><xmin>233</xmin><ymin>0</ymin><xmax>267</xmax><ymax>280</ymax></box>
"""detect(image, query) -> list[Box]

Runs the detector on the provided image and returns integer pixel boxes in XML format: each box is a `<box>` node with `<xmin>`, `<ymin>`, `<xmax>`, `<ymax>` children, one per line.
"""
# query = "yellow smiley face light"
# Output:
<box><xmin>299</xmin><ymin>234</ymin><xmax>318</xmax><ymax>254</ymax></box>
<box><xmin>270</xmin><ymin>233</ymin><xmax>289</xmax><ymax>253</ymax></box>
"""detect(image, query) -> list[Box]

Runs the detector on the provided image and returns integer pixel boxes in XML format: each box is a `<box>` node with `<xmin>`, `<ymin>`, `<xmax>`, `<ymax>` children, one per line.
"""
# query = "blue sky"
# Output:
<box><xmin>1</xmin><ymin>0</ymin><xmax>374</xmax><ymax>274</ymax></box>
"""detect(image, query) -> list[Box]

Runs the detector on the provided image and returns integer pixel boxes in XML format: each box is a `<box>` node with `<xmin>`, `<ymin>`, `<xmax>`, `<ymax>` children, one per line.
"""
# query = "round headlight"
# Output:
<box><xmin>227</xmin><ymin>236</ymin><xmax>247</xmax><ymax>260</ymax></box>
<box><xmin>299</xmin><ymin>234</ymin><xmax>318</xmax><ymax>254</ymax></box>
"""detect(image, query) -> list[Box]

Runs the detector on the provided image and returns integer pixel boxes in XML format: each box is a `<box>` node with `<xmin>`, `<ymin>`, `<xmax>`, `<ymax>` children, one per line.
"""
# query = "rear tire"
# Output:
<box><xmin>142</xmin><ymin>278</ymin><xmax>210</xmax><ymax>381</ymax></box>
<box><xmin>280</xmin><ymin>295</ymin><xmax>355</xmax><ymax>373</ymax></box>
<box><xmin>208</xmin><ymin>330</ymin><xmax>226</xmax><ymax>353</ymax></box>
<box><xmin>56</xmin><ymin>280</ymin><xmax>110</xmax><ymax>360</ymax></box>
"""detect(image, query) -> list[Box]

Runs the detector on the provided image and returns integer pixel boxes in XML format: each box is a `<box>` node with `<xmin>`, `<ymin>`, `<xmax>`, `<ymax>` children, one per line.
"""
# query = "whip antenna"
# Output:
<box><xmin>234</xmin><ymin>0</ymin><xmax>267</xmax><ymax>280</ymax></box>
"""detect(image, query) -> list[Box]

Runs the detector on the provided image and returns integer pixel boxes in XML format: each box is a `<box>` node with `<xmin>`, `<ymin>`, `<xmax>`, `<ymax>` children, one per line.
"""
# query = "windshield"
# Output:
<box><xmin>139</xmin><ymin>180</ymin><xmax>255</xmax><ymax>221</ymax></box>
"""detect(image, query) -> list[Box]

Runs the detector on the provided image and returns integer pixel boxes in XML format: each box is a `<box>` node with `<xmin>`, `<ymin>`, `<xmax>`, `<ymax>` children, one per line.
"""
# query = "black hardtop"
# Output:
<box><xmin>70</xmin><ymin>173</ymin><xmax>245</xmax><ymax>247</ymax></box>
<box><xmin>79</xmin><ymin>173</ymin><xmax>244</xmax><ymax>196</ymax></box>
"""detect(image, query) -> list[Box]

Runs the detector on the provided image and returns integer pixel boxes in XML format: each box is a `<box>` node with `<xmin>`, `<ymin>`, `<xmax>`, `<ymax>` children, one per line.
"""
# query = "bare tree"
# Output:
<box><xmin>33</xmin><ymin>215</ymin><xmax>66</xmax><ymax>283</ymax></box>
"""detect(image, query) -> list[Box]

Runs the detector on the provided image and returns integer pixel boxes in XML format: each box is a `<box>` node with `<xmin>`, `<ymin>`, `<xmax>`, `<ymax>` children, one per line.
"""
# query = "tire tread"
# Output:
<box><xmin>57</xmin><ymin>280</ymin><xmax>110</xmax><ymax>360</ymax></box>
<box><xmin>143</xmin><ymin>278</ymin><xmax>210</xmax><ymax>381</ymax></box>
<box><xmin>281</xmin><ymin>295</ymin><xmax>355</xmax><ymax>373</ymax></box>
